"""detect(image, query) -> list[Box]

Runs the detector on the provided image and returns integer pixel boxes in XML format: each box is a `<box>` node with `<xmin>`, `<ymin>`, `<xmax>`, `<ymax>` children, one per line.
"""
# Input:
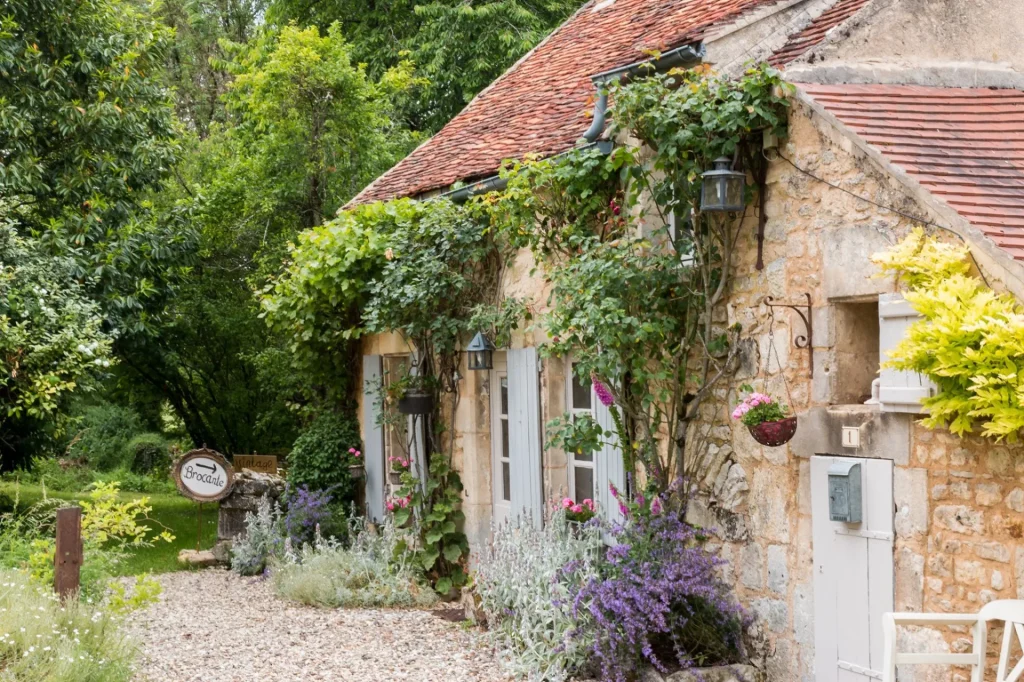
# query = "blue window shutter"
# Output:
<box><xmin>362</xmin><ymin>355</ymin><xmax>385</xmax><ymax>521</ymax></box>
<box><xmin>594</xmin><ymin>395</ymin><xmax>625</xmax><ymax>524</ymax></box>
<box><xmin>507</xmin><ymin>348</ymin><xmax>544</xmax><ymax>527</ymax></box>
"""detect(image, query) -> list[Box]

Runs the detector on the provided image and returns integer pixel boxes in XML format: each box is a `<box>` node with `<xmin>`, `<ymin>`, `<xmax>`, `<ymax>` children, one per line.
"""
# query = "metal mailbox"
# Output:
<box><xmin>827</xmin><ymin>460</ymin><xmax>862</xmax><ymax>523</ymax></box>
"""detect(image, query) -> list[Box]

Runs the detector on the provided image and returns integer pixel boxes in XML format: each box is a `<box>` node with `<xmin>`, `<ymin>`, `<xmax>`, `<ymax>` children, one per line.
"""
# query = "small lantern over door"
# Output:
<box><xmin>466</xmin><ymin>332</ymin><xmax>496</xmax><ymax>371</ymax></box>
<box><xmin>700</xmin><ymin>156</ymin><xmax>745</xmax><ymax>213</ymax></box>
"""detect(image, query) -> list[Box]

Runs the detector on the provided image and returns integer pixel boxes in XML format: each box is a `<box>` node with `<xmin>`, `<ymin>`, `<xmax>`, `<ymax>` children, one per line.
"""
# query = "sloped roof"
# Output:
<box><xmin>350</xmin><ymin>0</ymin><xmax>782</xmax><ymax>205</ymax></box>
<box><xmin>801</xmin><ymin>83</ymin><xmax>1024</xmax><ymax>261</ymax></box>
<box><xmin>768</xmin><ymin>0</ymin><xmax>871</xmax><ymax>67</ymax></box>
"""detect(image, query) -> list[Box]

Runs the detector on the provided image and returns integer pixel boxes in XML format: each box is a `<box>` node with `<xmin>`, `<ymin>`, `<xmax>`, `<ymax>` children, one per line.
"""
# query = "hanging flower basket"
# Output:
<box><xmin>748</xmin><ymin>416</ymin><xmax>798</xmax><ymax>447</ymax></box>
<box><xmin>398</xmin><ymin>390</ymin><xmax>434</xmax><ymax>415</ymax></box>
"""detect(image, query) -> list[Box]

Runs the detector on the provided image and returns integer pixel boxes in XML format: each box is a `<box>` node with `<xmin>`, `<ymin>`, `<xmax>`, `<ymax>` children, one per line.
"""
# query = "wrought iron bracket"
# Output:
<box><xmin>764</xmin><ymin>293</ymin><xmax>813</xmax><ymax>378</ymax></box>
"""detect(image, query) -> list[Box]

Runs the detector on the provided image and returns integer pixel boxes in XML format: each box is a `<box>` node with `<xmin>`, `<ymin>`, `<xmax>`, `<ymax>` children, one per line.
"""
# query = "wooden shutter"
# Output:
<box><xmin>408</xmin><ymin>355</ymin><xmax>428</xmax><ymax>493</ymax></box>
<box><xmin>507</xmin><ymin>348</ymin><xmax>544</xmax><ymax>527</ymax></box>
<box><xmin>362</xmin><ymin>355</ymin><xmax>386</xmax><ymax>521</ymax></box>
<box><xmin>594</xmin><ymin>394</ymin><xmax>626</xmax><ymax>524</ymax></box>
<box><xmin>878</xmin><ymin>294</ymin><xmax>935</xmax><ymax>413</ymax></box>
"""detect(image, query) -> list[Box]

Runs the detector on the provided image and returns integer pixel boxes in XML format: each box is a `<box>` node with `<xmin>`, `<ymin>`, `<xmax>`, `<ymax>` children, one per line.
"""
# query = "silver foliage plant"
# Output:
<box><xmin>230</xmin><ymin>494</ymin><xmax>284</xmax><ymax>576</ymax></box>
<box><xmin>475</xmin><ymin>507</ymin><xmax>604</xmax><ymax>681</ymax></box>
<box><xmin>272</xmin><ymin>514</ymin><xmax>438</xmax><ymax>609</ymax></box>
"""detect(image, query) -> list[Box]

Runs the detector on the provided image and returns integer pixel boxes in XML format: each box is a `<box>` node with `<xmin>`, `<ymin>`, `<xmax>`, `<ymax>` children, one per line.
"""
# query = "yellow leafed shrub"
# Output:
<box><xmin>872</xmin><ymin>228</ymin><xmax>1024</xmax><ymax>441</ymax></box>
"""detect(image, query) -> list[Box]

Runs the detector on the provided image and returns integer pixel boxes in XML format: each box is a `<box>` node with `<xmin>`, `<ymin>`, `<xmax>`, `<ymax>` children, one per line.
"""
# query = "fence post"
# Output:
<box><xmin>54</xmin><ymin>507</ymin><xmax>83</xmax><ymax>601</ymax></box>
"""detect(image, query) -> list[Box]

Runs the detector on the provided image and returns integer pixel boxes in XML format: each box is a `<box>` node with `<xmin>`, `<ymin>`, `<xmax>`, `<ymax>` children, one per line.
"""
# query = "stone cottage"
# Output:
<box><xmin>350</xmin><ymin>1</ymin><xmax>1024</xmax><ymax>681</ymax></box>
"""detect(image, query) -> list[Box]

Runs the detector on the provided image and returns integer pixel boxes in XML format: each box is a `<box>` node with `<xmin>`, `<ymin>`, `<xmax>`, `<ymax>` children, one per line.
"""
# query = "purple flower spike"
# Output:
<box><xmin>592</xmin><ymin>375</ymin><xmax>615</xmax><ymax>407</ymax></box>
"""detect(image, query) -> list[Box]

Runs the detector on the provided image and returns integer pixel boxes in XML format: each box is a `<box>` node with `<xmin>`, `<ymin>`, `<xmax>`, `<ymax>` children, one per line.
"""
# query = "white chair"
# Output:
<box><xmin>883</xmin><ymin>600</ymin><xmax>1024</xmax><ymax>682</ymax></box>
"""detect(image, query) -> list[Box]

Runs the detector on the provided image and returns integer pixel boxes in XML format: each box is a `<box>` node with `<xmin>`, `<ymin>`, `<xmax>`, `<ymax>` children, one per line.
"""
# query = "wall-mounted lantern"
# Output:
<box><xmin>466</xmin><ymin>332</ymin><xmax>496</xmax><ymax>371</ymax></box>
<box><xmin>700</xmin><ymin>156</ymin><xmax>745</xmax><ymax>213</ymax></box>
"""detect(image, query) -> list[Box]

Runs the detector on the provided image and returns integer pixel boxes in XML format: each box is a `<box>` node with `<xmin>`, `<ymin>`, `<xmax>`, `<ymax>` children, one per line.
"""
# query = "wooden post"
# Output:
<box><xmin>54</xmin><ymin>507</ymin><xmax>83</xmax><ymax>601</ymax></box>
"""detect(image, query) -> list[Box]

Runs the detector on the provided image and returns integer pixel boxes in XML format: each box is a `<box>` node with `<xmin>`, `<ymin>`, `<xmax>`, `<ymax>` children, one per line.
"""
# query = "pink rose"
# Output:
<box><xmin>571</xmin><ymin>504</ymin><xmax>583</xmax><ymax>514</ymax></box>
<box><xmin>562</xmin><ymin>497</ymin><xmax>574</xmax><ymax>509</ymax></box>
<box><xmin>583</xmin><ymin>498</ymin><xmax>595</xmax><ymax>512</ymax></box>
<box><xmin>386</xmin><ymin>500</ymin><xmax>395</xmax><ymax>512</ymax></box>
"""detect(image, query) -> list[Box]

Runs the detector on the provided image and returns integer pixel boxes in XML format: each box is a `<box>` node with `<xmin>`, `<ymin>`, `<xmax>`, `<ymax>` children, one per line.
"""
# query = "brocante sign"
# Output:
<box><xmin>174</xmin><ymin>448</ymin><xmax>235</xmax><ymax>503</ymax></box>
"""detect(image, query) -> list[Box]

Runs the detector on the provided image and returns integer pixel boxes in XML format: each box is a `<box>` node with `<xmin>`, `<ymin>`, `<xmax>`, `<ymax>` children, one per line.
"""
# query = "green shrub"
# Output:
<box><xmin>92</xmin><ymin>468</ymin><xmax>175</xmax><ymax>494</ymax></box>
<box><xmin>231</xmin><ymin>495</ymin><xmax>284</xmax><ymax>576</ymax></box>
<box><xmin>67</xmin><ymin>404</ymin><xmax>145</xmax><ymax>471</ymax></box>
<box><xmin>0</xmin><ymin>570</ymin><xmax>136</xmax><ymax>681</ymax></box>
<box><xmin>29</xmin><ymin>456</ymin><xmax>93</xmax><ymax>492</ymax></box>
<box><xmin>124</xmin><ymin>432</ymin><xmax>171</xmax><ymax>474</ymax></box>
<box><xmin>286</xmin><ymin>413</ymin><xmax>361</xmax><ymax>497</ymax></box>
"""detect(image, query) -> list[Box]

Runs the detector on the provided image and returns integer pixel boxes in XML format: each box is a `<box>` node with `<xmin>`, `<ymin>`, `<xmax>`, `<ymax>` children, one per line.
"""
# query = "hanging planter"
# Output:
<box><xmin>733</xmin><ymin>388</ymin><xmax>796</xmax><ymax>448</ymax></box>
<box><xmin>748</xmin><ymin>416</ymin><xmax>798</xmax><ymax>447</ymax></box>
<box><xmin>398</xmin><ymin>389</ymin><xmax>434</xmax><ymax>415</ymax></box>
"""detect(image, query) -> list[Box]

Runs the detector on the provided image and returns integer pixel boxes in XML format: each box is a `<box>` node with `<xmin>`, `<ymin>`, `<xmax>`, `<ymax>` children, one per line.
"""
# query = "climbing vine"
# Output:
<box><xmin>491</xmin><ymin>64</ymin><xmax>791</xmax><ymax>492</ymax></box>
<box><xmin>873</xmin><ymin>228</ymin><xmax>1024</xmax><ymax>442</ymax></box>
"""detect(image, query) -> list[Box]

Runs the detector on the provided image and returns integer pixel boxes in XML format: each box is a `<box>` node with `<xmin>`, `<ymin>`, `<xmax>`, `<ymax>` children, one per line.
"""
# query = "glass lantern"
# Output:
<box><xmin>466</xmin><ymin>332</ymin><xmax>496</xmax><ymax>371</ymax></box>
<box><xmin>700</xmin><ymin>157</ymin><xmax>745</xmax><ymax>212</ymax></box>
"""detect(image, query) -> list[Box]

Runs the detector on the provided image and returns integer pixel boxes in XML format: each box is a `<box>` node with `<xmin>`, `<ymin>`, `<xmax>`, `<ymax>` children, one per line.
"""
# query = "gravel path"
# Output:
<box><xmin>126</xmin><ymin>569</ymin><xmax>510</xmax><ymax>682</ymax></box>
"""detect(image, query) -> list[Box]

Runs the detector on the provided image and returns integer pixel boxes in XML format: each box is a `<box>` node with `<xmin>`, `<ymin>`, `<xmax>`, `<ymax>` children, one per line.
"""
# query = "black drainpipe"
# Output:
<box><xmin>444</xmin><ymin>42</ymin><xmax>705</xmax><ymax>203</ymax></box>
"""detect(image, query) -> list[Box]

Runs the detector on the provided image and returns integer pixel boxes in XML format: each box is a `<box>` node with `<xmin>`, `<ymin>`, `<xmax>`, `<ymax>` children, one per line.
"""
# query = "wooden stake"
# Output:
<box><xmin>196</xmin><ymin>502</ymin><xmax>202</xmax><ymax>551</ymax></box>
<box><xmin>54</xmin><ymin>507</ymin><xmax>82</xmax><ymax>601</ymax></box>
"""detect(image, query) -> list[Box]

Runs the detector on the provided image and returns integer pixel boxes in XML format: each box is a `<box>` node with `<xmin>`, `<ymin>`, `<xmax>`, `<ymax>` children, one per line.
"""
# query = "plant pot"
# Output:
<box><xmin>398</xmin><ymin>390</ymin><xmax>434</xmax><ymax>415</ymax></box>
<box><xmin>348</xmin><ymin>464</ymin><xmax>365</xmax><ymax>481</ymax></box>
<box><xmin>748</xmin><ymin>416</ymin><xmax>798</xmax><ymax>447</ymax></box>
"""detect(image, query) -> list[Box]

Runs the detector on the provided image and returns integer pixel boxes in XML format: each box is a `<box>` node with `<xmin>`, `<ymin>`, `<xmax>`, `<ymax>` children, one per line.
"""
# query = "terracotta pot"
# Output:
<box><xmin>398</xmin><ymin>390</ymin><xmax>434</xmax><ymax>415</ymax></box>
<box><xmin>748</xmin><ymin>416</ymin><xmax>798</xmax><ymax>447</ymax></box>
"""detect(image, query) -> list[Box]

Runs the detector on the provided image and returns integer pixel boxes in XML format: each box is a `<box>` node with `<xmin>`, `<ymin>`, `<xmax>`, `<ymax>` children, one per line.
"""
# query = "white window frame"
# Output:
<box><xmin>489</xmin><ymin>353</ymin><xmax>511</xmax><ymax>526</ymax></box>
<box><xmin>382</xmin><ymin>354</ymin><xmax>412</xmax><ymax>494</ymax></box>
<box><xmin>565</xmin><ymin>358</ymin><xmax>596</xmax><ymax>504</ymax></box>
<box><xmin>668</xmin><ymin>207</ymin><xmax>695</xmax><ymax>266</ymax></box>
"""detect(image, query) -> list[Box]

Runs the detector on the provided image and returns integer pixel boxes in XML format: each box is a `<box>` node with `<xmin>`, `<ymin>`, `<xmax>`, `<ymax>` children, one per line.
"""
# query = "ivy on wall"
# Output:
<box><xmin>873</xmin><ymin>228</ymin><xmax>1024</xmax><ymax>442</ymax></box>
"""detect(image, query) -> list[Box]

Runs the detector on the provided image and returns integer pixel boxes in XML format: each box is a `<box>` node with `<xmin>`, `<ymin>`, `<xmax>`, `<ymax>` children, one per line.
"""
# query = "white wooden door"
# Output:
<box><xmin>507</xmin><ymin>348</ymin><xmax>544</xmax><ymax>527</ymax></box>
<box><xmin>812</xmin><ymin>456</ymin><xmax>894</xmax><ymax>682</ymax></box>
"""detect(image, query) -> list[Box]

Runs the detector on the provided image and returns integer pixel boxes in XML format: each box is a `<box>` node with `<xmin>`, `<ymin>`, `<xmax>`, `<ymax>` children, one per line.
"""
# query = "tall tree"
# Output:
<box><xmin>266</xmin><ymin>0</ymin><xmax>583</xmax><ymax>132</ymax></box>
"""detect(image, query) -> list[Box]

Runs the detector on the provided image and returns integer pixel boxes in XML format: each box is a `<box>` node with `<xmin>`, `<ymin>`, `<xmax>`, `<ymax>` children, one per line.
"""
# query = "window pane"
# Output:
<box><xmin>571</xmin><ymin>371</ymin><xmax>592</xmax><ymax>410</ymax></box>
<box><xmin>573</xmin><ymin>450</ymin><xmax>593</xmax><ymax>463</ymax></box>
<box><xmin>501</xmin><ymin>420</ymin><xmax>509</xmax><ymax>458</ymax></box>
<box><xmin>500</xmin><ymin>376</ymin><xmax>508</xmax><ymax>415</ymax></box>
<box><xmin>573</xmin><ymin>466</ymin><xmax>594</xmax><ymax>503</ymax></box>
<box><xmin>502</xmin><ymin>462</ymin><xmax>511</xmax><ymax>502</ymax></box>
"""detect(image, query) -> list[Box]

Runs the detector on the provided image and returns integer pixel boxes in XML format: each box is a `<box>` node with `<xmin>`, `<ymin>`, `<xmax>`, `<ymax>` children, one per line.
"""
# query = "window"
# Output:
<box><xmin>668</xmin><ymin>208</ymin><xmax>695</xmax><ymax>265</ymax></box>
<box><xmin>490</xmin><ymin>353</ymin><xmax>511</xmax><ymax>526</ymax></box>
<box><xmin>497</xmin><ymin>376</ymin><xmax>511</xmax><ymax>502</ymax></box>
<box><xmin>566</xmin><ymin>362</ymin><xmax>595</xmax><ymax>503</ymax></box>
<box><xmin>382</xmin><ymin>355</ymin><xmax>410</xmax><ymax>488</ymax></box>
<box><xmin>833</xmin><ymin>300</ymin><xmax>880</xmax><ymax>405</ymax></box>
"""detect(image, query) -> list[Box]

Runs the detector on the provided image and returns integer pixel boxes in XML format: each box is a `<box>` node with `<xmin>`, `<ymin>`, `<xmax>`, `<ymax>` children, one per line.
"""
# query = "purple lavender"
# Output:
<box><xmin>565</xmin><ymin>509</ymin><xmax>744</xmax><ymax>682</ymax></box>
<box><xmin>283</xmin><ymin>485</ymin><xmax>335</xmax><ymax>547</ymax></box>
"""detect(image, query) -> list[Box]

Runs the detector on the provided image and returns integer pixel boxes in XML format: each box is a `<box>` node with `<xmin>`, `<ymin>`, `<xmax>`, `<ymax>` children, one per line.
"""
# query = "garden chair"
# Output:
<box><xmin>882</xmin><ymin>600</ymin><xmax>1024</xmax><ymax>682</ymax></box>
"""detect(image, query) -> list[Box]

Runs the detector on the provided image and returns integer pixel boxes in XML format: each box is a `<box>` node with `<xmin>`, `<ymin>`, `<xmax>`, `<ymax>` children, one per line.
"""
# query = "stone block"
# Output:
<box><xmin>954</xmin><ymin>560</ymin><xmax>983</xmax><ymax>585</ymax></box>
<box><xmin>894</xmin><ymin>468</ymin><xmax>928</xmax><ymax>538</ymax></box>
<box><xmin>665</xmin><ymin>665</ymin><xmax>760</xmax><ymax>682</ymax></box>
<box><xmin>974</xmin><ymin>541</ymin><xmax>1010</xmax><ymax>563</ymax></box>
<box><xmin>992</xmin><ymin>570</ymin><xmax>1005</xmax><ymax>591</ymax></box>
<box><xmin>767</xmin><ymin>544</ymin><xmax>789</xmax><ymax>594</ymax></box>
<box><xmin>751</xmin><ymin>598</ymin><xmax>789</xmax><ymax>633</ymax></box>
<box><xmin>933</xmin><ymin>506</ymin><xmax>984</xmax><ymax>535</ymax></box>
<box><xmin>787</xmin><ymin>406</ymin><xmax>910</xmax><ymax>464</ymax></box>
<box><xmin>896</xmin><ymin>547</ymin><xmax>925</xmax><ymax>611</ymax></box>
<box><xmin>741</xmin><ymin>543</ymin><xmax>764</xmax><ymax>590</ymax></box>
<box><xmin>1006</xmin><ymin>488</ymin><xmax>1024</xmax><ymax>513</ymax></box>
<box><xmin>976</xmin><ymin>483</ymin><xmax>1002</xmax><ymax>507</ymax></box>
<box><xmin>178</xmin><ymin>549</ymin><xmax>220</xmax><ymax>568</ymax></box>
<box><xmin>793</xmin><ymin>582</ymin><xmax>814</xmax><ymax>646</ymax></box>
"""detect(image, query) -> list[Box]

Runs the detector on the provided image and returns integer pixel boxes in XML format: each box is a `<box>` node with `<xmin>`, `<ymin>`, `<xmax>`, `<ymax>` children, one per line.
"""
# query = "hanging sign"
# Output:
<box><xmin>233</xmin><ymin>454</ymin><xmax>278</xmax><ymax>475</ymax></box>
<box><xmin>174</xmin><ymin>448</ymin><xmax>235</xmax><ymax>502</ymax></box>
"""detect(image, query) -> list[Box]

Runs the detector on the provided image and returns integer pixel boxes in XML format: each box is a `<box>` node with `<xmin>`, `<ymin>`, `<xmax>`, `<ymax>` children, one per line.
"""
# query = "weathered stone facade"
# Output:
<box><xmin>356</xmin><ymin>81</ymin><xmax>1024</xmax><ymax>682</ymax></box>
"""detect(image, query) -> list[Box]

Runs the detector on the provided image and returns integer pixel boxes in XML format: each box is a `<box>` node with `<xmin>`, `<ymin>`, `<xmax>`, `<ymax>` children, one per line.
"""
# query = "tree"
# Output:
<box><xmin>265</xmin><ymin>0</ymin><xmax>583</xmax><ymax>132</ymax></box>
<box><xmin>0</xmin><ymin>217</ymin><xmax>113</xmax><ymax>465</ymax></box>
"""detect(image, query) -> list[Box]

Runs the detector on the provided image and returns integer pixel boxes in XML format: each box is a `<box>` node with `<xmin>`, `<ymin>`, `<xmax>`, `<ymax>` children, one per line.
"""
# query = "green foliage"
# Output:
<box><xmin>66</xmin><ymin>403</ymin><xmax>145</xmax><ymax>472</ymax></box>
<box><xmin>0</xmin><ymin>569</ymin><xmax>136</xmax><ymax>682</ymax></box>
<box><xmin>27</xmin><ymin>457</ymin><xmax>94</xmax><ymax>493</ymax></box>
<box><xmin>871</xmin><ymin>228</ymin><xmax>1024</xmax><ymax>441</ymax></box>
<box><xmin>267</xmin><ymin>0</ymin><xmax>582</xmax><ymax>133</ymax></box>
<box><xmin>391</xmin><ymin>456</ymin><xmax>469</xmax><ymax>596</ymax></box>
<box><xmin>105</xmin><ymin>574</ymin><xmax>163</xmax><ymax>616</ymax></box>
<box><xmin>286</xmin><ymin>413</ymin><xmax>361</xmax><ymax>496</ymax></box>
<box><xmin>273</xmin><ymin>514</ymin><xmax>439</xmax><ymax>608</ymax></box>
<box><xmin>125</xmin><ymin>433</ymin><xmax>172</xmax><ymax>474</ymax></box>
<box><xmin>0</xmin><ymin>224</ymin><xmax>114</xmax><ymax>462</ymax></box>
<box><xmin>493</xmin><ymin>65</ymin><xmax>790</xmax><ymax>490</ymax></box>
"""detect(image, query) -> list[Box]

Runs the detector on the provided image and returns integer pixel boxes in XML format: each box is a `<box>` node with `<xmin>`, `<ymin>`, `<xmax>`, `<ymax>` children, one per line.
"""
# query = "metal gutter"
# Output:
<box><xmin>443</xmin><ymin>43</ymin><xmax>704</xmax><ymax>204</ymax></box>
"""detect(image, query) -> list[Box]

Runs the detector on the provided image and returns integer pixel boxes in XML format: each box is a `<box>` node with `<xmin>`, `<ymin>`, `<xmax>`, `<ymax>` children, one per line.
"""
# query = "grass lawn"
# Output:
<box><xmin>0</xmin><ymin>482</ymin><xmax>219</xmax><ymax>576</ymax></box>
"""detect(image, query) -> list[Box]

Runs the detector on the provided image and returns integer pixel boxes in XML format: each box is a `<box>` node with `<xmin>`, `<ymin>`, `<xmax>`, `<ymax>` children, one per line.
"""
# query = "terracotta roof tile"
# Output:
<box><xmin>768</xmin><ymin>0</ymin><xmax>870</xmax><ymax>67</ymax></box>
<box><xmin>801</xmin><ymin>83</ymin><xmax>1024</xmax><ymax>261</ymax></box>
<box><xmin>350</xmin><ymin>0</ymin><xmax>780</xmax><ymax>205</ymax></box>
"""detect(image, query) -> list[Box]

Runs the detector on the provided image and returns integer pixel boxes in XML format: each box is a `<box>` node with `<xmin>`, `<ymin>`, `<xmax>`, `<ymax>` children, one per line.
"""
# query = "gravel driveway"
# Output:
<box><xmin>126</xmin><ymin>569</ymin><xmax>510</xmax><ymax>682</ymax></box>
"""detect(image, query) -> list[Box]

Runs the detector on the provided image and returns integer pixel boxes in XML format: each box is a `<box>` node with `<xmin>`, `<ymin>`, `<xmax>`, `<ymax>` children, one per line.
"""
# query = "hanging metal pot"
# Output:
<box><xmin>748</xmin><ymin>416</ymin><xmax>798</xmax><ymax>447</ymax></box>
<box><xmin>398</xmin><ymin>389</ymin><xmax>434</xmax><ymax>415</ymax></box>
